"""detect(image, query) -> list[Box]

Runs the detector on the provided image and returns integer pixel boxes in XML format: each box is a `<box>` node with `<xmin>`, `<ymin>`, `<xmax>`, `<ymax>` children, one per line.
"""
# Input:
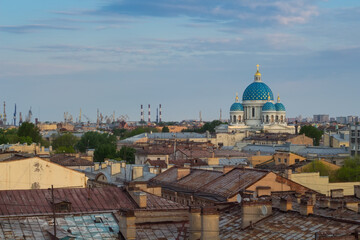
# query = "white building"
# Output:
<box><xmin>218</xmin><ymin>65</ymin><xmax>295</xmax><ymax>134</ymax></box>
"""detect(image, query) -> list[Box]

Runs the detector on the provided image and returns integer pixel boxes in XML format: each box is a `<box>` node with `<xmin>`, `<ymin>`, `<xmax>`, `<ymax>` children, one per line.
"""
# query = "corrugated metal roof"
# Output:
<box><xmin>136</xmin><ymin>221</ymin><xmax>188</xmax><ymax>240</ymax></box>
<box><xmin>0</xmin><ymin>187</ymin><xmax>136</xmax><ymax>216</ymax></box>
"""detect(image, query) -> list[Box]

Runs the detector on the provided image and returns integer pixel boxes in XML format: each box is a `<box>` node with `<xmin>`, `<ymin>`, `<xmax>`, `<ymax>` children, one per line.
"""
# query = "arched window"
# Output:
<box><xmin>281</xmin><ymin>115</ymin><xmax>284</xmax><ymax>123</ymax></box>
<box><xmin>238</xmin><ymin>115</ymin><xmax>241</xmax><ymax>122</ymax></box>
<box><xmin>252</xmin><ymin>107</ymin><xmax>255</xmax><ymax>118</ymax></box>
<box><xmin>266</xmin><ymin>115</ymin><xmax>269</xmax><ymax>123</ymax></box>
<box><xmin>276</xmin><ymin>116</ymin><xmax>279</xmax><ymax>122</ymax></box>
<box><xmin>233</xmin><ymin>115</ymin><xmax>236</xmax><ymax>123</ymax></box>
<box><xmin>271</xmin><ymin>115</ymin><xmax>274</xmax><ymax>123</ymax></box>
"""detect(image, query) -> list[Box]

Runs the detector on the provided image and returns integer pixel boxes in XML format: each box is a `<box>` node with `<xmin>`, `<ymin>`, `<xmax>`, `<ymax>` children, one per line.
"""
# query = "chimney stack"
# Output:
<box><xmin>140</xmin><ymin>104</ymin><xmax>144</xmax><ymax>122</ymax></box>
<box><xmin>148</xmin><ymin>104</ymin><xmax>151</xmax><ymax>123</ymax></box>
<box><xmin>159</xmin><ymin>104</ymin><xmax>162</xmax><ymax>122</ymax></box>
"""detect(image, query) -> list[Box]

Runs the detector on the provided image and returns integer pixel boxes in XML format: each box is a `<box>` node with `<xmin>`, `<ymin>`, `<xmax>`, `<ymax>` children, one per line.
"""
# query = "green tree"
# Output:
<box><xmin>76</xmin><ymin>132</ymin><xmax>116</xmax><ymax>152</ymax></box>
<box><xmin>299</xmin><ymin>125</ymin><xmax>323</xmax><ymax>146</ymax></box>
<box><xmin>94</xmin><ymin>143</ymin><xmax>117</xmax><ymax>162</ymax></box>
<box><xmin>121</xmin><ymin>127</ymin><xmax>158</xmax><ymax>140</ymax></box>
<box><xmin>301</xmin><ymin>160</ymin><xmax>337</xmax><ymax>182</ymax></box>
<box><xmin>162</xmin><ymin>126</ymin><xmax>170</xmax><ymax>132</ymax></box>
<box><xmin>117</xmin><ymin>146</ymin><xmax>136</xmax><ymax>164</ymax></box>
<box><xmin>335</xmin><ymin>157</ymin><xmax>360</xmax><ymax>182</ymax></box>
<box><xmin>52</xmin><ymin>133</ymin><xmax>79</xmax><ymax>153</ymax></box>
<box><xmin>18</xmin><ymin>122</ymin><xmax>42</xmax><ymax>143</ymax></box>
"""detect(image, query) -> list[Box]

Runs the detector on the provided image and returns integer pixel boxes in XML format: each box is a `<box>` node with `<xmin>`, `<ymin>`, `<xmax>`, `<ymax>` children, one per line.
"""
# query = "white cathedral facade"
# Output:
<box><xmin>217</xmin><ymin>65</ymin><xmax>295</xmax><ymax>134</ymax></box>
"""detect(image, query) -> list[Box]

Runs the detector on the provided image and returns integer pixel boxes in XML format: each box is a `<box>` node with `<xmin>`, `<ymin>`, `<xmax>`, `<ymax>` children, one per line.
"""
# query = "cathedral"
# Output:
<box><xmin>218</xmin><ymin>65</ymin><xmax>295</xmax><ymax>134</ymax></box>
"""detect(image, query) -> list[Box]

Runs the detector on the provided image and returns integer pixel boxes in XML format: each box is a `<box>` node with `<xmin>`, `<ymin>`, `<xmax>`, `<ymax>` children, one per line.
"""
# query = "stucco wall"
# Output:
<box><xmin>289</xmin><ymin>172</ymin><xmax>360</xmax><ymax>196</ymax></box>
<box><xmin>0</xmin><ymin>157</ymin><xmax>87</xmax><ymax>190</ymax></box>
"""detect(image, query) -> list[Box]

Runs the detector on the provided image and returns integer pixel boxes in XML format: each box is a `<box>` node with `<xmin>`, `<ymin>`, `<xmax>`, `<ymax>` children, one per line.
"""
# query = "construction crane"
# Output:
<box><xmin>82</xmin><ymin>114</ymin><xmax>91</xmax><ymax>123</ymax></box>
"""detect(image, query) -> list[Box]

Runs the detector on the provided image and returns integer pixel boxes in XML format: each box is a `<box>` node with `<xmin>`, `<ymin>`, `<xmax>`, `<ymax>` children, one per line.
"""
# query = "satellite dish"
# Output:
<box><xmin>261</xmin><ymin>205</ymin><xmax>268</xmax><ymax>216</ymax></box>
<box><xmin>236</xmin><ymin>194</ymin><xmax>242</xmax><ymax>203</ymax></box>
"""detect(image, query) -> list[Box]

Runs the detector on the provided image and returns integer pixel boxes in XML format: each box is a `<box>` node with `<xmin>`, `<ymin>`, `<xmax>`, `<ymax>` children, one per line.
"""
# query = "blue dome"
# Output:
<box><xmin>262</xmin><ymin>102</ymin><xmax>276</xmax><ymax>111</ymax></box>
<box><xmin>275</xmin><ymin>103</ymin><xmax>286</xmax><ymax>111</ymax></box>
<box><xmin>230</xmin><ymin>102</ymin><xmax>244</xmax><ymax>111</ymax></box>
<box><xmin>242</xmin><ymin>82</ymin><xmax>274</xmax><ymax>101</ymax></box>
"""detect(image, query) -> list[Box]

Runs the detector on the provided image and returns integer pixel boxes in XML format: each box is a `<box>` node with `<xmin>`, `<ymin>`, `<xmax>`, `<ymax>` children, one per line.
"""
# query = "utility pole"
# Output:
<box><xmin>51</xmin><ymin>185</ymin><xmax>57</xmax><ymax>237</ymax></box>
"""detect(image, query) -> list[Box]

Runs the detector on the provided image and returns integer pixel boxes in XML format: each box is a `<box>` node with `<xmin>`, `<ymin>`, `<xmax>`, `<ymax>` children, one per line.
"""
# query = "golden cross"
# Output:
<box><xmin>256</xmin><ymin>64</ymin><xmax>260</xmax><ymax>71</ymax></box>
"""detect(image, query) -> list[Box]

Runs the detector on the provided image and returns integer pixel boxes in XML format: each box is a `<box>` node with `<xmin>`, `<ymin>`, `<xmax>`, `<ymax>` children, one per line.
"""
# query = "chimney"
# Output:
<box><xmin>294</xmin><ymin>193</ymin><xmax>302</xmax><ymax>204</ymax></box>
<box><xmin>305</xmin><ymin>191</ymin><xmax>317</xmax><ymax>205</ymax></box>
<box><xmin>330</xmin><ymin>189</ymin><xmax>344</xmax><ymax>199</ymax></box>
<box><xmin>355</xmin><ymin>185</ymin><xmax>360</xmax><ymax>199</ymax></box>
<box><xmin>285</xmin><ymin>169</ymin><xmax>292</xmax><ymax>179</ymax></box>
<box><xmin>223</xmin><ymin>166</ymin><xmax>234</xmax><ymax>174</ymax></box>
<box><xmin>201</xmin><ymin>207</ymin><xmax>219</xmax><ymax>240</ymax></box>
<box><xmin>111</xmin><ymin>162</ymin><xmax>121</xmax><ymax>175</ymax></box>
<box><xmin>329</xmin><ymin>199</ymin><xmax>343</xmax><ymax>210</ymax></box>
<box><xmin>140</xmin><ymin>104</ymin><xmax>144</xmax><ymax>122</ymax></box>
<box><xmin>189</xmin><ymin>207</ymin><xmax>201</xmax><ymax>240</ymax></box>
<box><xmin>318</xmin><ymin>198</ymin><xmax>330</xmax><ymax>208</ymax></box>
<box><xmin>256</xmin><ymin>186</ymin><xmax>271</xmax><ymax>197</ymax></box>
<box><xmin>165</xmin><ymin>155</ymin><xmax>169</xmax><ymax>165</ymax></box>
<box><xmin>132</xmin><ymin>165</ymin><xmax>144</xmax><ymax>180</ymax></box>
<box><xmin>159</xmin><ymin>104</ymin><xmax>162</xmax><ymax>123</ymax></box>
<box><xmin>279</xmin><ymin>196</ymin><xmax>292</xmax><ymax>212</ymax></box>
<box><xmin>177</xmin><ymin>168</ymin><xmax>191</xmax><ymax>180</ymax></box>
<box><xmin>101</xmin><ymin>162</ymin><xmax>107</xmax><ymax>169</ymax></box>
<box><xmin>148</xmin><ymin>104</ymin><xmax>151</xmax><ymax>123</ymax></box>
<box><xmin>299</xmin><ymin>198</ymin><xmax>314</xmax><ymax>216</ymax></box>
<box><xmin>94</xmin><ymin>163</ymin><xmax>100</xmax><ymax>171</ymax></box>
<box><xmin>118</xmin><ymin>210</ymin><xmax>136</xmax><ymax>239</ymax></box>
<box><xmin>129</xmin><ymin>190</ymin><xmax>147</xmax><ymax>208</ymax></box>
<box><xmin>242</xmin><ymin>200</ymin><xmax>272</xmax><ymax>229</ymax></box>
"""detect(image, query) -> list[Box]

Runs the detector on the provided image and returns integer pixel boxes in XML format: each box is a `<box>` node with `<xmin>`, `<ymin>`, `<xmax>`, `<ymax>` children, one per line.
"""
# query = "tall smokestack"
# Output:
<box><xmin>141</xmin><ymin>104</ymin><xmax>144</xmax><ymax>122</ymax></box>
<box><xmin>159</xmin><ymin>104</ymin><xmax>162</xmax><ymax>123</ymax></box>
<box><xmin>148</xmin><ymin>104</ymin><xmax>151</xmax><ymax>123</ymax></box>
<box><xmin>156</xmin><ymin>108</ymin><xmax>159</xmax><ymax>123</ymax></box>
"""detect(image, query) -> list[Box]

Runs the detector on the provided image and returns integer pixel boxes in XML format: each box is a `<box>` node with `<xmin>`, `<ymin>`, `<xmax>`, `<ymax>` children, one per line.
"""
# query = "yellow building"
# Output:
<box><xmin>0</xmin><ymin>157</ymin><xmax>87</xmax><ymax>190</ymax></box>
<box><xmin>274</xmin><ymin>151</ymin><xmax>306</xmax><ymax>166</ymax></box>
<box><xmin>288</xmin><ymin>171</ymin><xmax>360</xmax><ymax>196</ymax></box>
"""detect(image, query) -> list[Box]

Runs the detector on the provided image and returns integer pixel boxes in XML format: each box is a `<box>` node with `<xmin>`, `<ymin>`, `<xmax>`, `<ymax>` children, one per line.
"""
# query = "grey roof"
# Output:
<box><xmin>219</xmin><ymin>158</ymin><xmax>248</xmax><ymax>166</ymax></box>
<box><xmin>119</xmin><ymin>132</ymin><xmax>208</xmax><ymax>144</ymax></box>
<box><xmin>0</xmin><ymin>213</ymin><xmax>120</xmax><ymax>240</ymax></box>
<box><xmin>241</xmin><ymin>143</ymin><xmax>349</xmax><ymax>157</ymax></box>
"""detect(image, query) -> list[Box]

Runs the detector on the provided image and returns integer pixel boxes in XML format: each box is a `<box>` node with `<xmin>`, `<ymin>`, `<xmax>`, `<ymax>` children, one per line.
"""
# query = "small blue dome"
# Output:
<box><xmin>230</xmin><ymin>102</ymin><xmax>244</xmax><ymax>111</ymax></box>
<box><xmin>275</xmin><ymin>103</ymin><xmax>286</xmax><ymax>111</ymax></box>
<box><xmin>262</xmin><ymin>102</ymin><xmax>276</xmax><ymax>111</ymax></box>
<box><xmin>243</xmin><ymin>82</ymin><xmax>274</xmax><ymax>101</ymax></box>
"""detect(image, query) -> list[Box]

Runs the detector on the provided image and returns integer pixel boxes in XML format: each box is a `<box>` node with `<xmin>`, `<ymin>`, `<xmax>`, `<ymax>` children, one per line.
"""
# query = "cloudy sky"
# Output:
<box><xmin>0</xmin><ymin>0</ymin><xmax>359</xmax><ymax>122</ymax></box>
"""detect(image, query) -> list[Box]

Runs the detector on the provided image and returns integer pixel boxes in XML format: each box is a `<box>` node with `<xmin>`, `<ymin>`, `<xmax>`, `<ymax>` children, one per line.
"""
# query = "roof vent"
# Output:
<box><xmin>94</xmin><ymin>216</ymin><xmax>103</xmax><ymax>223</ymax></box>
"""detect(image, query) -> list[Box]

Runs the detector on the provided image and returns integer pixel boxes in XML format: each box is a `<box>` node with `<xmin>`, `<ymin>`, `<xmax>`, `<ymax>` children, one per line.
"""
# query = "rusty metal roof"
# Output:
<box><xmin>198</xmin><ymin>168</ymin><xmax>268</xmax><ymax>198</ymax></box>
<box><xmin>0</xmin><ymin>187</ymin><xmax>136</xmax><ymax>216</ymax></box>
<box><xmin>145</xmin><ymin>193</ymin><xmax>188</xmax><ymax>211</ymax></box>
<box><xmin>50</xmin><ymin>154</ymin><xmax>94</xmax><ymax>166</ymax></box>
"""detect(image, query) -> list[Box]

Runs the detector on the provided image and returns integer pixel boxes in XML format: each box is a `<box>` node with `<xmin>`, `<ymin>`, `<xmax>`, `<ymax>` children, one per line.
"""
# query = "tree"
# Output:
<box><xmin>52</xmin><ymin>133</ymin><xmax>79</xmax><ymax>153</ymax></box>
<box><xmin>93</xmin><ymin>143</ymin><xmax>117</xmax><ymax>162</ymax></box>
<box><xmin>18</xmin><ymin>122</ymin><xmax>42</xmax><ymax>143</ymax></box>
<box><xmin>117</xmin><ymin>146</ymin><xmax>136</xmax><ymax>164</ymax></box>
<box><xmin>162</xmin><ymin>126</ymin><xmax>170</xmax><ymax>132</ymax></box>
<box><xmin>76</xmin><ymin>132</ymin><xmax>116</xmax><ymax>152</ymax></box>
<box><xmin>335</xmin><ymin>157</ymin><xmax>360</xmax><ymax>182</ymax></box>
<box><xmin>299</xmin><ymin>125</ymin><xmax>323</xmax><ymax>146</ymax></box>
<box><xmin>301</xmin><ymin>160</ymin><xmax>337</xmax><ymax>182</ymax></box>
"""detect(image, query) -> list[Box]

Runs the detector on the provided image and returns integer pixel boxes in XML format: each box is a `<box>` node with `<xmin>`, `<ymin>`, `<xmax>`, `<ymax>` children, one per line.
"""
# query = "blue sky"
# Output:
<box><xmin>0</xmin><ymin>0</ymin><xmax>359</xmax><ymax>122</ymax></box>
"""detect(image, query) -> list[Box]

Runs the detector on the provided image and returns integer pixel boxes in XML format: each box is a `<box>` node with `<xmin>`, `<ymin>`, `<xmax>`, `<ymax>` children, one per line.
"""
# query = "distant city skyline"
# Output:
<box><xmin>1</xmin><ymin>0</ymin><xmax>359</xmax><ymax>122</ymax></box>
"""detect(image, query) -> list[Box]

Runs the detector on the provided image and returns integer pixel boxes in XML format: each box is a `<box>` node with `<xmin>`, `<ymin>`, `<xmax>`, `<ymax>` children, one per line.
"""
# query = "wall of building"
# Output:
<box><xmin>248</xmin><ymin>155</ymin><xmax>273</xmax><ymax>167</ymax></box>
<box><xmin>288</xmin><ymin>134</ymin><xmax>313</xmax><ymax>146</ymax></box>
<box><xmin>0</xmin><ymin>157</ymin><xmax>87</xmax><ymax>190</ymax></box>
<box><xmin>273</xmin><ymin>152</ymin><xmax>306</xmax><ymax>166</ymax></box>
<box><xmin>289</xmin><ymin>172</ymin><xmax>360</xmax><ymax>196</ymax></box>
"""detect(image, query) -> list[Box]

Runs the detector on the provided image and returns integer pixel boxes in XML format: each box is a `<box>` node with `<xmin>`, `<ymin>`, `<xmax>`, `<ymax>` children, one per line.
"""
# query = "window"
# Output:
<box><xmin>233</xmin><ymin>115</ymin><xmax>236</xmax><ymax>123</ymax></box>
<box><xmin>252</xmin><ymin>107</ymin><xmax>255</xmax><ymax>117</ymax></box>
<box><xmin>284</xmin><ymin>158</ymin><xmax>287</xmax><ymax>163</ymax></box>
<box><xmin>278</xmin><ymin>158</ymin><xmax>281</xmax><ymax>163</ymax></box>
<box><xmin>295</xmin><ymin>159</ymin><xmax>299</xmax><ymax>163</ymax></box>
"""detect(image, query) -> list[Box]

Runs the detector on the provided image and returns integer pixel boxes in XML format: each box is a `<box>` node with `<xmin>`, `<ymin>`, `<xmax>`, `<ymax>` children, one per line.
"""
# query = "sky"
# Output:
<box><xmin>0</xmin><ymin>0</ymin><xmax>359</xmax><ymax>122</ymax></box>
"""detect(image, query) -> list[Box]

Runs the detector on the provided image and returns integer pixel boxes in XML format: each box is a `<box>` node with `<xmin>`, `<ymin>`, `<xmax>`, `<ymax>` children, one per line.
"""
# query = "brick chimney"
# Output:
<box><xmin>279</xmin><ymin>196</ymin><xmax>292</xmax><ymax>212</ymax></box>
<box><xmin>318</xmin><ymin>198</ymin><xmax>330</xmax><ymax>208</ymax></box>
<box><xmin>330</xmin><ymin>189</ymin><xmax>344</xmax><ymax>198</ymax></box>
<box><xmin>305</xmin><ymin>191</ymin><xmax>317</xmax><ymax>205</ymax></box>
<box><xmin>189</xmin><ymin>207</ymin><xmax>201</xmax><ymax>240</ymax></box>
<box><xmin>132</xmin><ymin>165</ymin><xmax>144</xmax><ymax>180</ymax></box>
<box><xmin>128</xmin><ymin>190</ymin><xmax>147</xmax><ymax>208</ymax></box>
<box><xmin>177</xmin><ymin>168</ymin><xmax>191</xmax><ymax>180</ymax></box>
<box><xmin>299</xmin><ymin>198</ymin><xmax>314</xmax><ymax>216</ymax></box>
<box><xmin>201</xmin><ymin>207</ymin><xmax>219</xmax><ymax>240</ymax></box>
<box><xmin>242</xmin><ymin>200</ymin><xmax>272</xmax><ymax>229</ymax></box>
